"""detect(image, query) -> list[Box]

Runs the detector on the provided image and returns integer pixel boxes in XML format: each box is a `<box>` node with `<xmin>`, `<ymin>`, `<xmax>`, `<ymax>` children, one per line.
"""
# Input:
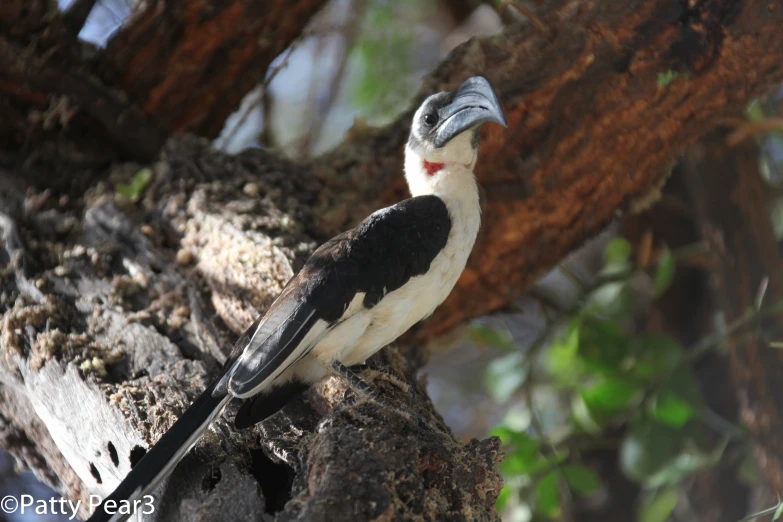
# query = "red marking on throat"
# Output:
<box><xmin>423</xmin><ymin>160</ymin><xmax>445</xmax><ymax>176</ymax></box>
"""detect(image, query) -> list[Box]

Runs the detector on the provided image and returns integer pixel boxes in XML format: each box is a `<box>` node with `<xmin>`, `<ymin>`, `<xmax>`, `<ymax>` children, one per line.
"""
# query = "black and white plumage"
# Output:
<box><xmin>88</xmin><ymin>76</ymin><xmax>506</xmax><ymax>522</ymax></box>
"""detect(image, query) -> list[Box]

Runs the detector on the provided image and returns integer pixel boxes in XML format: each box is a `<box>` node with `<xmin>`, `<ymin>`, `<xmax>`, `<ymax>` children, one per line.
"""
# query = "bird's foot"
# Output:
<box><xmin>331</xmin><ymin>361</ymin><xmax>423</xmax><ymax>428</ymax></box>
<box><xmin>348</xmin><ymin>362</ymin><xmax>416</xmax><ymax>399</ymax></box>
<box><xmin>331</xmin><ymin>360</ymin><xmax>413</xmax><ymax>417</ymax></box>
<box><xmin>330</xmin><ymin>360</ymin><xmax>420</xmax><ymax>428</ymax></box>
<box><xmin>332</xmin><ymin>360</ymin><xmax>383</xmax><ymax>402</ymax></box>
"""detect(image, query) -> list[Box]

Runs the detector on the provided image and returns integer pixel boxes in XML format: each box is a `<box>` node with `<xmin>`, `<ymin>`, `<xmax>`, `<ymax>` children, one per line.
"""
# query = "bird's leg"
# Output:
<box><xmin>331</xmin><ymin>360</ymin><xmax>382</xmax><ymax>401</ymax></box>
<box><xmin>349</xmin><ymin>361</ymin><xmax>415</xmax><ymax>399</ymax></box>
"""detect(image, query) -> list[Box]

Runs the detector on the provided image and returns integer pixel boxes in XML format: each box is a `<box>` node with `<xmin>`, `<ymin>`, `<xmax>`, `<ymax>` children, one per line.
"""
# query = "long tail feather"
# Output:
<box><xmin>87</xmin><ymin>379</ymin><xmax>231</xmax><ymax>522</ymax></box>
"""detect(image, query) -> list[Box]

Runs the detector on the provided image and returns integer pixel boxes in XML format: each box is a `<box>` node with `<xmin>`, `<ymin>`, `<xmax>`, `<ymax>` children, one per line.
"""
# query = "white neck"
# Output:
<box><xmin>407</xmin><ymin>155</ymin><xmax>476</xmax><ymax>193</ymax></box>
<box><xmin>404</xmin><ymin>132</ymin><xmax>480</xmax><ymax>203</ymax></box>
<box><xmin>403</xmin><ymin>141</ymin><xmax>481</xmax><ymax>245</ymax></box>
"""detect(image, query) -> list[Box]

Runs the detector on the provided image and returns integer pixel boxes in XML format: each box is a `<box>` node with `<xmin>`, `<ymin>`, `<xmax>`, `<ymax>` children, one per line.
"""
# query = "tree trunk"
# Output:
<box><xmin>623</xmin><ymin>168</ymin><xmax>750</xmax><ymax>522</ymax></box>
<box><xmin>1</xmin><ymin>0</ymin><xmax>783</xmax><ymax>519</ymax></box>
<box><xmin>310</xmin><ymin>0</ymin><xmax>783</xmax><ymax>342</ymax></box>
<box><xmin>0</xmin><ymin>142</ymin><xmax>503</xmax><ymax>520</ymax></box>
<box><xmin>685</xmin><ymin>130</ymin><xmax>783</xmax><ymax>494</ymax></box>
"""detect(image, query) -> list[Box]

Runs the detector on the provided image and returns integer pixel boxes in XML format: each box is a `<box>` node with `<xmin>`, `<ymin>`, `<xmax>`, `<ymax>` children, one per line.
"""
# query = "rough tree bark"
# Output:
<box><xmin>100</xmin><ymin>0</ymin><xmax>329</xmax><ymax>137</ymax></box>
<box><xmin>313</xmin><ymin>0</ymin><xmax>783</xmax><ymax>342</ymax></box>
<box><xmin>1</xmin><ymin>0</ymin><xmax>783</xmax><ymax>520</ymax></box>
<box><xmin>0</xmin><ymin>146</ymin><xmax>503</xmax><ymax>520</ymax></box>
<box><xmin>0</xmin><ymin>0</ymin><xmax>328</xmax><ymax>167</ymax></box>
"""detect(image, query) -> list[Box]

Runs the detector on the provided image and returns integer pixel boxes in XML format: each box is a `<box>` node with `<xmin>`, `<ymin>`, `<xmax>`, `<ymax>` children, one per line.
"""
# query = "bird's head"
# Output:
<box><xmin>405</xmin><ymin>76</ymin><xmax>506</xmax><ymax>197</ymax></box>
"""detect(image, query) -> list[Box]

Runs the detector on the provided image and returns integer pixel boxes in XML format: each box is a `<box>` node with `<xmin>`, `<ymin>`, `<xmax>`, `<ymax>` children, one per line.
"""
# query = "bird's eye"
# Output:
<box><xmin>423</xmin><ymin>113</ymin><xmax>438</xmax><ymax>127</ymax></box>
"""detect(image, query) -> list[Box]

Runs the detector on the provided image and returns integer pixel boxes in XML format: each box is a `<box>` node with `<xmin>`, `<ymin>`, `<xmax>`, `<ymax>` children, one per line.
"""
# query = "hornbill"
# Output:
<box><xmin>88</xmin><ymin>76</ymin><xmax>506</xmax><ymax>522</ymax></box>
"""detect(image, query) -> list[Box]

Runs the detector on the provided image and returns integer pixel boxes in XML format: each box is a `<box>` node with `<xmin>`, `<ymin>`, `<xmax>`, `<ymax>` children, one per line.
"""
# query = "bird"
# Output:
<box><xmin>88</xmin><ymin>76</ymin><xmax>506</xmax><ymax>522</ymax></box>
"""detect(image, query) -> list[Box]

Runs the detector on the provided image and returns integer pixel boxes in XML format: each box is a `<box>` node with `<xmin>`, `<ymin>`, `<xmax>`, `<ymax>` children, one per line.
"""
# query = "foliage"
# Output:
<box><xmin>350</xmin><ymin>0</ymin><xmax>435</xmax><ymax>120</ymax></box>
<box><xmin>746</xmin><ymin>100</ymin><xmax>767</xmax><ymax>123</ymax></box>
<box><xmin>738</xmin><ymin>496</ymin><xmax>783</xmax><ymax>522</ymax></box>
<box><xmin>657</xmin><ymin>70</ymin><xmax>680</xmax><ymax>88</ymax></box>
<box><xmin>116</xmin><ymin>168</ymin><xmax>153</xmax><ymax>203</ymax></box>
<box><xmin>483</xmin><ymin>236</ymin><xmax>750</xmax><ymax>521</ymax></box>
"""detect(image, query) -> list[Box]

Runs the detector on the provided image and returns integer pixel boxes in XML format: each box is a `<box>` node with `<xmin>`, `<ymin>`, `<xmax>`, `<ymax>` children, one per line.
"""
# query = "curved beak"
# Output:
<box><xmin>434</xmin><ymin>76</ymin><xmax>507</xmax><ymax>148</ymax></box>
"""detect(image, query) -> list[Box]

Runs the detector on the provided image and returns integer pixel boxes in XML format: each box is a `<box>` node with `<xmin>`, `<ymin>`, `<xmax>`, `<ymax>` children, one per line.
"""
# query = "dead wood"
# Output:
<box><xmin>1</xmin><ymin>0</ymin><xmax>783</xmax><ymax>519</ymax></box>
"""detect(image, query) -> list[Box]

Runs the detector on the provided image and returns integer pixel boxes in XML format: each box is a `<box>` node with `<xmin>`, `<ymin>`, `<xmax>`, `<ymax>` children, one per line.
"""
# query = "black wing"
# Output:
<box><xmin>300</xmin><ymin>194</ymin><xmax>452</xmax><ymax>320</ymax></box>
<box><xmin>222</xmin><ymin>195</ymin><xmax>451</xmax><ymax>398</ymax></box>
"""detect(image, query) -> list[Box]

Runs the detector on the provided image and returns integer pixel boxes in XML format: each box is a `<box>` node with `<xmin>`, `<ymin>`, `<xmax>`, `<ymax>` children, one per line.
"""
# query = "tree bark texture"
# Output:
<box><xmin>1</xmin><ymin>0</ymin><xmax>783</xmax><ymax>519</ymax></box>
<box><xmin>0</xmin><ymin>142</ymin><xmax>503</xmax><ymax>520</ymax></box>
<box><xmin>100</xmin><ymin>0</ymin><xmax>329</xmax><ymax>138</ymax></box>
<box><xmin>0</xmin><ymin>0</ymin><xmax>327</xmax><ymax>167</ymax></box>
<box><xmin>311</xmin><ymin>0</ymin><xmax>783</xmax><ymax>342</ymax></box>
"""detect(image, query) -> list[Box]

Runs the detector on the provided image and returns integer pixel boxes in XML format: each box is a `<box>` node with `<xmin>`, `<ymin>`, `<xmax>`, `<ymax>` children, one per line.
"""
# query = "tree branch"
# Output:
<box><xmin>0</xmin><ymin>0</ymin><xmax>329</xmax><ymax>169</ymax></box>
<box><xmin>311</xmin><ymin>0</ymin><xmax>783</xmax><ymax>342</ymax></box>
<box><xmin>99</xmin><ymin>0</ymin><xmax>329</xmax><ymax>138</ymax></box>
<box><xmin>2</xmin><ymin>0</ymin><xmax>783</xmax><ymax>517</ymax></box>
<box><xmin>0</xmin><ymin>154</ymin><xmax>503</xmax><ymax>520</ymax></box>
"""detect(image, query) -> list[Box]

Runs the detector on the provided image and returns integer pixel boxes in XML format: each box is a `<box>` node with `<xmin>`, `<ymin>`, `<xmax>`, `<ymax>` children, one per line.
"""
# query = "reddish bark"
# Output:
<box><xmin>312</xmin><ymin>0</ymin><xmax>783</xmax><ymax>342</ymax></box>
<box><xmin>100</xmin><ymin>0</ymin><xmax>328</xmax><ymax>137</ymax></box>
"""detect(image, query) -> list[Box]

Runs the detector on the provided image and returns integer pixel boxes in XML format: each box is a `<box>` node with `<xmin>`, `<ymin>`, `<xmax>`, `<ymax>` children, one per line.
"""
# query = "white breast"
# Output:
<box><xmin>309</xmin><ymin>166</ymin><xmax>481</xmax><ymax>368</ymax></box>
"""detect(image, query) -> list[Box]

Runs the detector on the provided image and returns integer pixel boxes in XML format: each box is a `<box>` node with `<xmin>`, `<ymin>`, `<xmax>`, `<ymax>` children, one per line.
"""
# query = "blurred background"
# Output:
<box><xmin>3</xmin><ymin>0</ymin><xmax>783</xmax><ymax>521</ymax></box>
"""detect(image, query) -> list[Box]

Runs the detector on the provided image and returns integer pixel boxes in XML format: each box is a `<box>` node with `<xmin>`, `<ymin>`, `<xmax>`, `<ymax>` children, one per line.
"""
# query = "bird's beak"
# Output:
<box><xmin>434</xmin><ymin>76</ymin><xmax>507</xmax><ymax>148</ymax></box>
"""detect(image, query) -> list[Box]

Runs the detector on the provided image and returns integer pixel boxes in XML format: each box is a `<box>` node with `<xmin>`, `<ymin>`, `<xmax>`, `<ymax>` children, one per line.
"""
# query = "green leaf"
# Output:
<box><xmin>489</xmin><ymin>426</ymin><xmax>518</xmax><ymax>445</ymax></box>
<box><xmin>528</xmin><ymin>452</ymin><xmax>569</xmax><ymax>476</ymax></box>
<box><xmin>632</xmin><ymin>334</ymin><xmax>684</xmax><ymax>381</ymax></box>
<box><xmin>582</xmin><ymin>378</ymin><xmax>640</xmax><ymax>415</ymax></box>
<box><xmin>604</xmin><ymin>237</ymin><xmax>632</xmax><ymax>266</ymax></box>
<box><xmin>581</xmin><ymin>378</ymin><xmax>640</xmax><ymax>426</ymax></box>
<box><xmin>494</xmin><ymin>429</ymin><xmax>540</xmax><ymax>475</ymax></box>
<box><xmin>654</xmin><ymin>250</ymin><xmax>676</xmax><ymax>297</ymax></box>
<box><xmin>536</xmin><ymin>471</ymin><xmax>560</xmax><ymax>518</ymax></box>
<box><xmin>774</xmin><ymin>499</ymin><xmax>783</xmax><ymax>521</ymax></box>
<box><xmin>545</xmin><ymin>322</ymin><xmax>584</xmax><ymax>385</ymax></box>
<box><xmin>657</xmin><ymin>70</ymin><xmax>679</xmax><ymax>87</ymax></box>
<box><xmin>588</xmin><ymin>280</ymin><xmax>636</xmax><ymax>320</ymax></box>
<box><xmin>485</xmin><ymin>352</ymin><xmax>525</xmax><ymax>402</ymax></box>
<box><xmin>469</xmin><ymin>325</ymin><xmax>515</xmax><ymax>350</ymax></box>
<box><xmin>495</xmin><ymin>485</ymin><xmax>512</xmax><ymax>511</ymax></box>
<box><xmin>620</xmin><ymin>419</ymin><xmax>681</xmax><ymax>483</ymax></box>
<box><xmin>649</xmin><ymin>392</ymin><xmax>694</xmax><ymax>429</ymax></box>
<box><xmin>644</xmin><ymin>438</ymin><xmax>728</xmax><ymax>488</ymax></box>
<box><xmin>746</xmin><ymin>100</ymin><xmax>765</xmax><ymax>123</ymax></box>
<box><xmin>502</xmin><ymin>451</ymin><xmax>537</xmax><ymax>476</ymax></box>
<box><xmin>562</xmin><ymin>464</ymin><xmax>600</xmax><ymax>496</ymax></box>
<box><xmin>638</xmin><ymin>488</ymin><xmax>679</xmax><ymax>522</ymax></box>
<box><xmin>572</xmin><ymin>394</ymin><xmax>603</xmax><ymax>434</ymax></box>
<box><xmin>577</xmin><ymin>316</ymin><xmax>630</xmax><ymax>376</ymax></box>
<box><xmin>657</xmin><ymin>363</ymin><xmax>704</xmax><ymax>414</ymax></box>
<box><xmin>350</xmin><ymin>0</ymin><xmax>428</xmax><ymax>120</ymax></box>
<box><xmin>117</xmin><ymin>168</ymin><xmax>153</xmax><ymax>203</ymax></box>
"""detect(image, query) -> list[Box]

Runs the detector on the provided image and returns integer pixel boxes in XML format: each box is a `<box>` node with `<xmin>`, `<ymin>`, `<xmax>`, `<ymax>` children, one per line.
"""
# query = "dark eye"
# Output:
<box><xmin>423</xmin><ymin>113</ymin><xmax>438</xmax><ymax>127</ymax></box>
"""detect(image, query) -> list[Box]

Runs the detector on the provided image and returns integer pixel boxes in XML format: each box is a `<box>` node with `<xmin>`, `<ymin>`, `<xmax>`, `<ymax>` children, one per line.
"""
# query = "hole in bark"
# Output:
<box><xmin>107</xmin><ymin>442</ymin><xmax>119</xmax><ymax>467</ymax></box>
<box><xmin>249</xmin><ymin>448</ymin><xmax>295</xmax><ymax>514</ymax></box>
<box><xmin>130</xmin><ymin>446</ymin><xmax>147</xmax><ymax>469</ymax></box>
<box><xmin>89</xmin><ymin>462</ymin><xmax>102</xmax><ymax>484</ymax></box>
<box><xmin>202</xmin><ymin>467</ymin><xmax>222</xmax><ymax>492</ymax></box>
